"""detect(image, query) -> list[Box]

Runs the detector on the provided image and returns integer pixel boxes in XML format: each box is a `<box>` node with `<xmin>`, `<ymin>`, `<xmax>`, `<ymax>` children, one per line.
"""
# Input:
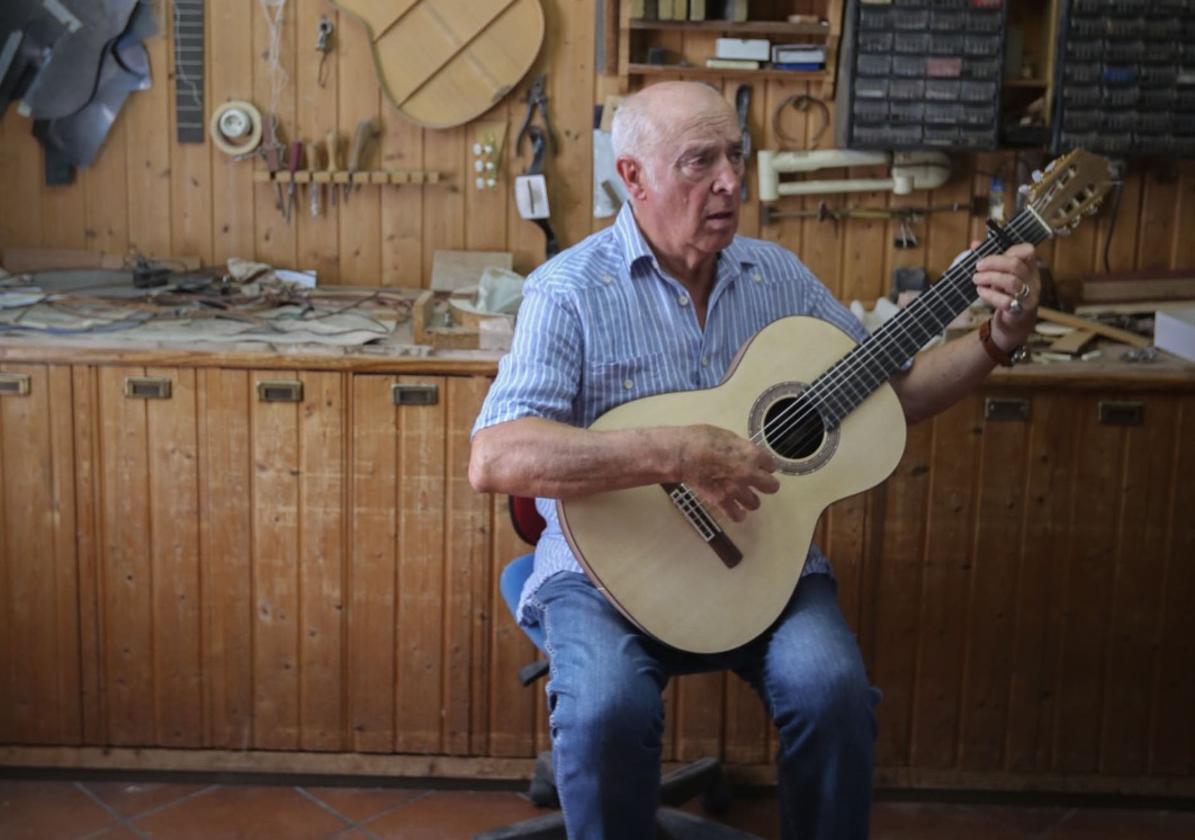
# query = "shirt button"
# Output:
<box><xmin>623</xmin><ymin>378</ymin><xmax>634</xmax><ymax>390</ymax></box>
<box><xmin>753</xmin><ymin>272</ymin><xmax>764</xmax><ymax>284</ymax></box>
<box><xmin>602</xmin><ymin>274</ymin><xmax>615</xmax><ymax>285</ymax></box>
<box><xmin>701</xmin><ymin>356</ymin><xmax>710</xmax><ymax>367</ymax></box>
<box><xmin>677</xmin><ymin>294</ymin><xmax>690</xmax><ymax>306</ymax></box>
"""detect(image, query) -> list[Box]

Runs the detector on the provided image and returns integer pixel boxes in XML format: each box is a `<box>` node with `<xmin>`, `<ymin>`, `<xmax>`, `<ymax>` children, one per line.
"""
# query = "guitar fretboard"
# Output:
<box><xmin>172</xmin><ymin>0</ymin><xmax>205</xmax><ymax>143</ymax></box>
<box><xmin>810</xmin><ymin>209</ymin><xmax>1051</xmax><ymax>427</ymax></box>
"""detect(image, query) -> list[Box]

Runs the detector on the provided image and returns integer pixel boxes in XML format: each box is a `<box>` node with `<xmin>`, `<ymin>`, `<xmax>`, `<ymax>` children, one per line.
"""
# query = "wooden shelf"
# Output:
<box><xmin>1004</xmin><ymin>78</ymin><xmax>1048</xmax><ymax>89</ymax></box>
<box><xmin>627</xmin><ymin>63</ymin><xmax>828</xmax><ymax>82</ymax></box>
<box><xmin>628</xmin><ymin>19</ymin><xmax>830</xmax><ymax>37</ymax></box>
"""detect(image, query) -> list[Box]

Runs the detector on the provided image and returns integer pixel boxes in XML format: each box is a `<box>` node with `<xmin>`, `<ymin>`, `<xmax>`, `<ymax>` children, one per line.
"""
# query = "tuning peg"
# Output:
<box><xmin>1031</xmin><ymin>169</ymin><xmax>1043</xmax><ymax>182</ymax></box>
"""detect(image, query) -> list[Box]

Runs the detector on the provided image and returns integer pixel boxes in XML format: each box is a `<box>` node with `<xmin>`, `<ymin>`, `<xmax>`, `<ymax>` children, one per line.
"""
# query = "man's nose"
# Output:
<box><xmin>711</xmin><ymin>155</ymin><xmax>741</xmax><ymax>195</ymax></box>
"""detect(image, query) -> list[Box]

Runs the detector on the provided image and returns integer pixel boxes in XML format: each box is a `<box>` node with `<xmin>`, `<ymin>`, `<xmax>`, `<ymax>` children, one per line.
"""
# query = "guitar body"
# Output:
<box><xmin>558</xmin><ymin>316</ymin><xmax>908</xmax><ymax>654</ymax></box>
<box><xmin>330</xmin><ymin>0</ymin><xmax>544</xmax><ymax>129</ymax></box>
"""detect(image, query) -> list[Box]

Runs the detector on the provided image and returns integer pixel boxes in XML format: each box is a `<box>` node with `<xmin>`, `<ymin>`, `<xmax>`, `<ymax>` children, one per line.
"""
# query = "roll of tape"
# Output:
<box><xmin>209</xmin><ymin>100</ymin><xmax>263</xmax><ymax>157</ymax></box>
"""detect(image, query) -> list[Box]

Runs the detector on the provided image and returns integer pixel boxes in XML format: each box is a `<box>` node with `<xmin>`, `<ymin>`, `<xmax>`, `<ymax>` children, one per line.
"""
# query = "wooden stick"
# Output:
<box><xmin>1037</xmin><ymin>306</ymin><xmax>1151</xmax><ymax>348</ymax></box>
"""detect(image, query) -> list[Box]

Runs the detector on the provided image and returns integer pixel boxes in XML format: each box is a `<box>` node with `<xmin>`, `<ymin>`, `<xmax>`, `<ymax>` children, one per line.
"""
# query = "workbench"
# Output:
<box><xmin>2</xmin><ymin>327</ymin><xmax>1193</xmax><ymax>797</ymax></box>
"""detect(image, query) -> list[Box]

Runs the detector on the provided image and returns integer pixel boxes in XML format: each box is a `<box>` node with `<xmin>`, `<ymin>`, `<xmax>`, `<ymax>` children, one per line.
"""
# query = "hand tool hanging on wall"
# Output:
<box><xmin>307</xmin><ymin>138</ymin><xmax>323</xmax><ymax>218</ymax></box>
<box><xmin>325</xmin><ymin>129</ymin><xmax>339</xmax><ymax>207</ymax></box>
<box><xmin>515</xmin><ymin>125</ymin><xmax>559</xmax><ymax>261</ymax></box>
<box><xmin>516</xmin><ymin>73</ymin><xmax>556</xmax><ymax>157</ymax></box>
<box><xmin>171</xmin><ymin>0</ymin><xmax>205</xmax><ymax>142</ymax></box>
<box><xmin>735</xmin><ymin>84</ymin><xmax>751</xmax><ymax>201</ymax></box>
<box><xmin>285</xmin><ymin>139</ymin><xmax>302</xmax><ymax>222</ymax></box>
<box><xmin>262</xmin><ymin>116</ymin><xmax>286</xmax><ymax>214</ymax></box>
<box><xmin>315</xmin><ymin>16</ymin><xmax>334</xmax><ymax>87</ymax></box>
<box><xmin>344</xmin><ymin>117</ymin><xmax>379</xmax><ymax>204</ymax></box>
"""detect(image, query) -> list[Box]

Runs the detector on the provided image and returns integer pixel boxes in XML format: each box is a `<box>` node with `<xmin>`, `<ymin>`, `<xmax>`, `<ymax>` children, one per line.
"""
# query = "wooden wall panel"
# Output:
<box><xmin>0</xmin><ymin>365</ymin><xmax>80</xmax><ymax>744</ymax></box>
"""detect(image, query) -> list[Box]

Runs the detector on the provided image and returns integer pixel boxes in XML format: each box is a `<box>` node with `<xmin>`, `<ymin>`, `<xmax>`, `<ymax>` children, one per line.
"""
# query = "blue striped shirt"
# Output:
<box><xmin>472</xmin><ymin>202</ymin><xmax>871</xmax><ymax>625</ymax></box>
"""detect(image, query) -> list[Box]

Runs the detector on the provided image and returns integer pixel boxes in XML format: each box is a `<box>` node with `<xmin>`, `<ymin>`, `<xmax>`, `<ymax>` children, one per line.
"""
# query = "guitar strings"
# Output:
<box><xmin>749</xmin><ymin>212</ymin><xmax>1040</xmax><ymax>459</ymax></box>
<box><xmin>744</xmin><ymin>211</ymin><xmax>1042</xmax><ymax>462</ymax></box>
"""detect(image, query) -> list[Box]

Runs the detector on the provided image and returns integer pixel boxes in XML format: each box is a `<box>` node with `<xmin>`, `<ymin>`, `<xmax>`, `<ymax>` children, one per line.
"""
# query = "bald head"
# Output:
<box><xmin>611</xmin><ymin>82</ymin><xmax>738</xmax><ymax>165</ymax></box>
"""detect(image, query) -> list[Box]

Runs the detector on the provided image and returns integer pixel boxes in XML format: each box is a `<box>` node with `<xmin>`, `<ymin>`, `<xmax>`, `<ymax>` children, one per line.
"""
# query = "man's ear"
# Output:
<box><xmin>616</xmin><ymin>156</ymin><xmax>649</xmax><ymax>202</ymax></box>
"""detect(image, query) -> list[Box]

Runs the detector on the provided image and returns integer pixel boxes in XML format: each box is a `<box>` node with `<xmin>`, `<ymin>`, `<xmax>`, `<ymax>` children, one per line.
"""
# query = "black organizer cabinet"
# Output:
<box><xmin>836</xmin><ymin>0</ymin><xmax>1008</xmax><ymax>151</ymax></box>
<box><xmin>1052</xmin><ymin>0</ymin><xmax>1195</xmax><ymax>158</ymax></box>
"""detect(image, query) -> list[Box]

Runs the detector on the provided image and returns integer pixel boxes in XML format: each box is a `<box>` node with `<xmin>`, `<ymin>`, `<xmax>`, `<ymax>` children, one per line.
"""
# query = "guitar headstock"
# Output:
<box><xmin>1022</xmin><ymin>149</ymin><xmax>1117</xmax><ymax>238</ymax></box>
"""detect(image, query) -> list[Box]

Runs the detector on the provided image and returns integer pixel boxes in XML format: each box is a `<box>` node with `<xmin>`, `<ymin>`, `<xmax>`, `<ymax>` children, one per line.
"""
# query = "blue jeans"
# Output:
<box><xmin>527</xmin><ymin>572</ymin><xmax>879</xmax><ymax>840</ymax></box>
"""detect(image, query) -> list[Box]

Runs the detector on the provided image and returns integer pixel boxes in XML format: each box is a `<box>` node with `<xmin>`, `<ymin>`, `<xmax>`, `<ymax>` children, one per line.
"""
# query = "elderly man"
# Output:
<box><xmin>469</xmin><ymin>81</ymin><xmax>1038</xmax><ymax>839</ymax></box>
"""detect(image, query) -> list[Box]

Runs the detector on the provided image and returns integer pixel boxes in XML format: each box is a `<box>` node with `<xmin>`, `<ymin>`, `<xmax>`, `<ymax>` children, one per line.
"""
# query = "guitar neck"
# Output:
<box><xmin>810</xmin><ymin>208</ymin><xmax>1051</xmax><ymax>426</ymax></box>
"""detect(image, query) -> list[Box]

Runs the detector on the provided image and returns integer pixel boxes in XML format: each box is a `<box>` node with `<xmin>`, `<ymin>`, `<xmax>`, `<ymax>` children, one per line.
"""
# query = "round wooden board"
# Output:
<box><xmin>331</xmin><ymin>0</ymin><xmax>545</xmax><ymax>129</ymax></box>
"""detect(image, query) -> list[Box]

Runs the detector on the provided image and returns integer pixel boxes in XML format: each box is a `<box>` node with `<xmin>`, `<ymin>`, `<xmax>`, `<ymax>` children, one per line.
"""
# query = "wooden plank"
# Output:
<box><xmin>958</xmin><ymin>393</ymin><xmax>1030</xmax><ymax>771</ymax></box>
<box><xmin>1099</xmin><ymin>396</ymin><xmax>1176</xmax><ymax>775</ymax></box>
<box><xmin>124</xmin><ymin>21</ymin><xmax>173</xmax><ymax>260</ymax></box>
<box><xmin>486</xmin><ymin>493</ymin><xmax>539</xmax><ymax>757</ymax></box>
<box><xmin>209</xmin><ymin>0</ymin><xmax>257</xmax><ymax>265</ymax></box>
<box><xmin>347</xmin><ymin>374</ymin><xmax>398</xmax><ymax>752</ymax></box>
<box><xmin>167</xmin><ymin>3</ymin><xmax>213</xmax><ymax>265</ymax></box>
<box><xmin>674</xmin><ymin>673</ymin><xmax>725</xmax><ymax>762</ymax></box>
<box><xmin>444</xmin><ymin>376</ymin><xmax>492</xmax><ymax>755</ymax></box>
<box><xmin>1149</xmin><ymin>395</ymin><xmax>1195</xmax><ymax>775</ymax></box>
<box><xmin>1093</xmin><ymin>166</ymin><xmax>1141</xmax><ymax>276</ymax></box>
<box><xmin>337</xmin><ymin>13</ymin><xmax>382</xmax><ymax>285</ymax></box>
<box><xmin>296</xmin><ymin>0</ymin><xmax>342</xmax><ymax>284</ymax></box>
<box><xmin>82</xmin><ymin>111</ymin><xmax>129</xmax><ymax>255</ymax></box>
<box><xmin>145</xmin><ymin>367</ymin><xmax>202</xmax><ymax>747</ymax></box>
<box><xmin>96</xmin><ymin>366</ymin><xmax>154</xmax><ymax>745</ymax></box>
<box><xmin>1002</xmin><ymin>392</ymin><xmax>1076</xmax><ymax>773</ymax></box>
<box><xmin>379</xmin><ymin>83</ymin><xmax>425</xmax><ymax>286</ymax></box>
<box><xmin>0</xmin><ymin>364</ymin><xmax>79</xmax><ymax>743</ymax></box>
<box><xmin>463</xmin><ymin>124</ymin><xmax>511</xmax><ymax>255</ymax></box>
<box><xmin>395</xmin><ymin>374</ymin><xmax>447</xmax><ymax>753</ymax></box>
<box><xmin>870</xmin><ymin>417</ymin><xmax>933</xmax><ymax>769</ymax></box>
<box><xmin>297</xmin><ymin>371</ymin><xmax>346</xmax><ymax>751</ymax></box>
<box><xmin>0</xmin><ymin>111</ymin><xmax>44</xmax><ymax>250</ymax></box>
<box><xmin>1171</xmin><ymin>163</ymin><xmax>1195</xmax><ymax>270</ymax></box>
<box><xmin>1051</xmin><ymin>393</ymin><xmax>1120</xmax><ymax>774</ymax></box>
<box><xmin>421</xmin><ymin>126</ymin><xmax>466</xmax><ymax>287</ymax></box>
<box><xmin>250</xmin><ymin>369</ymin><xmax>301</xmax><ymax>749</ymax></box>
<box><xmin>907</xmin><ymin>400</ymin><xmax>978</xmax><ymax>769</ymax></box>
<box><xmin>252</xmin><ymin>0</ymin><xmax>299</xmax><ymax>271</ymax></box>
<box><xmin>197</xmin><ymin>368</ymin><xmax>253</xmax><ymax>749</ymax></box>
<box><xmin>1135</xmin><ymin>166</ymin><xmax>1179</xmax><ymax>273</ymax></box>
<box><xmin>71</xmin><ymin>366</ymin><xmax>103</xmax><ymax>744</ymax></box>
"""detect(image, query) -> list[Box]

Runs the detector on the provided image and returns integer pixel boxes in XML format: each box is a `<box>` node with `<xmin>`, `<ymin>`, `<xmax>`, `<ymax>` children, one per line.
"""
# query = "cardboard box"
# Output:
<box><xmin>1154</xmin><ymin>306</ymin><xmax>1195</xmax><ymax>363</ymax></box>
<box><xmin>714</xmin><ymin>38</ymin><xmax>771</xmax><ymax>61</ymax></box>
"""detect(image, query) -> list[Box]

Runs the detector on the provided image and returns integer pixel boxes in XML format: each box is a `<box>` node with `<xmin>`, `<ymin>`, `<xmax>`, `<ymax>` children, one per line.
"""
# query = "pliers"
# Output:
<box><xmin>516</xmin><ymin>73</ymin><xmax>556</xmax><ymax>157</ymax></box>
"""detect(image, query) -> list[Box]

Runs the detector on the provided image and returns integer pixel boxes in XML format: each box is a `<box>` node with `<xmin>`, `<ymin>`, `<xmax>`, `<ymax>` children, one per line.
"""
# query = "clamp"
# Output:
<box><xmin>520</xmin><ymin>125</ymin><xmax>559</xmax><ymax>259</ymax></box>
<box><xmin>516</xmin><ymin>73</ymin><xmax>556</xmax><ymax>157</ymax></box>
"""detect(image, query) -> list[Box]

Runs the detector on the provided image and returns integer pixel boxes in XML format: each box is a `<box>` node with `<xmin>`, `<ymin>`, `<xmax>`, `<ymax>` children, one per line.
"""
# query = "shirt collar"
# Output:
<box><xmin>613</xmin><ymin>201</ymin><xmax>756</xmax><ymax>279</ymax></box>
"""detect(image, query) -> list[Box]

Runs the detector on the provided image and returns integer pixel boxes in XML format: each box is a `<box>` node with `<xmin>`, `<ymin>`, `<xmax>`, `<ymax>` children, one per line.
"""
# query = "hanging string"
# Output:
<box><xmin>258</xmin><ymin>0</ymin><xmax>289</xmax><ymax>142</ymax></box>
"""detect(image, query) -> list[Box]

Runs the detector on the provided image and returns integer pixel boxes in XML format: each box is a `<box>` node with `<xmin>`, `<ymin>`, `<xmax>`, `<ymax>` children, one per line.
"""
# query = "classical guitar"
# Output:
<box><xmin>557</xmin><ymin>149</ymin><xmax>1116</xmax><ymax>654</ymax></box>
<box><xmin>329</xmin><ymin>0</ymin><xmax>544</xmax><ymax>129</ymax></box>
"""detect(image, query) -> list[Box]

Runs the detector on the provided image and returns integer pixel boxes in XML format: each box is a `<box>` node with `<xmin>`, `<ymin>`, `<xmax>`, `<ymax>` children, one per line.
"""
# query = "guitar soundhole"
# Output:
<box><xmin>762</xmin><ymin>396</ymin><xmax>825</xmax><ymax>460</ymax></box>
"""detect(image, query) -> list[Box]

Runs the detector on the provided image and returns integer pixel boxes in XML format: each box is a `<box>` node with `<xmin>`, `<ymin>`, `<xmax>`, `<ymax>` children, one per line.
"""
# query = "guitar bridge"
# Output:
<box><xmin>661</xmin><ymin>483</ymin><xmax>743</xmax><ymax>569</ymax></box>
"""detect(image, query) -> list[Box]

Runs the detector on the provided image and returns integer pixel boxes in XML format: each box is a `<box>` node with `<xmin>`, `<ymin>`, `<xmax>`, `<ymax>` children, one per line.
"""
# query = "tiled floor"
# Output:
<box><xmin>1</xmin><ymin>776</ymin><xmax>1194</xmax><ymax>839</ymax></box>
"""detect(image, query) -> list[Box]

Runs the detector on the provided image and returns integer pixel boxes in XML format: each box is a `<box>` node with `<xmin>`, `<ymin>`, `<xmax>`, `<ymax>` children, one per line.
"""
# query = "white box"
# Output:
<box><xmin>714</xmin><ymin>38</ymin><xmax>771</xmax><ymax>61</ymax></box>
<box><xmin>1154</xmin><ymin>306</ymin><xmax>1195</xmax><ymax>364</ymax></box>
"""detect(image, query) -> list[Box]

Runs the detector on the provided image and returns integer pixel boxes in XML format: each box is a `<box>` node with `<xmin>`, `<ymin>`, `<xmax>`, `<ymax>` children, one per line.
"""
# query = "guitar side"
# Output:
<box><xmin>558</xmin><ymin>316</ymin><xmax>908</xmax><ymax>653</ymax></box>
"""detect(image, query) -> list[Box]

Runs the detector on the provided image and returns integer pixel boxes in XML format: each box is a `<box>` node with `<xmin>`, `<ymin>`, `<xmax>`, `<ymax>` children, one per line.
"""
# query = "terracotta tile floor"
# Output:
<box><xmin>1</xmin><ymin>775</ymin><xmax>1193</xmax><ymax>839</ymax></box>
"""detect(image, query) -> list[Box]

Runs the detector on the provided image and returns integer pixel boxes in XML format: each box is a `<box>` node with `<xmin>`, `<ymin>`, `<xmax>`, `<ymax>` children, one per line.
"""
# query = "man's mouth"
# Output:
<box><xmin>706</xmin><ymin>210</ymin><xmax>735</xmax><ymax>221</ymax></box>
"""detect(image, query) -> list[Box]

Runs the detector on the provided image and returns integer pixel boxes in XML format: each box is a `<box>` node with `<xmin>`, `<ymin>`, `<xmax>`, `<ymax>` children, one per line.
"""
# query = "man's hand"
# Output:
<box><xmin>971</xmin><ymin>241</ymin><xmax>1040</xmax><ymax>353</ymax></box>
<box><xmin>674</xmin><ymin>424</ymin><xmax>780</xmax><ymax>523</ymax></box>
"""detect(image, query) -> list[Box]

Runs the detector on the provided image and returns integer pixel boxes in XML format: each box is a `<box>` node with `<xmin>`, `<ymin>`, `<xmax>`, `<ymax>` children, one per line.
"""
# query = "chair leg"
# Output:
<box><xmin>528</xmin><ymin>749</ymin><xmax>558</xmax><ymax>807</ymax></box>
<box><xmin>659</xmin><ymin>756</ymin><xmax>732</xmax><ymax>814</ymax></box>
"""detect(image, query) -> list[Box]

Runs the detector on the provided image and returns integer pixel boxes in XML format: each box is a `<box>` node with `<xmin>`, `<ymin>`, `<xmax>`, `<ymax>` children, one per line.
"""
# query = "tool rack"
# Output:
<box><xmin>252</xmin><ymin>170</ymin><xmax>445</xmax><ymax>186</ymax></box>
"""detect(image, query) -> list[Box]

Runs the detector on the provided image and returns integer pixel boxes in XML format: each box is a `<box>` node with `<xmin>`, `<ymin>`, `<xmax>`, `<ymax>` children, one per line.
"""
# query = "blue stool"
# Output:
<box><xmin>474</xmin><ymin>500</ymin><xmax>758</xmax><ymax>840</ymax></box>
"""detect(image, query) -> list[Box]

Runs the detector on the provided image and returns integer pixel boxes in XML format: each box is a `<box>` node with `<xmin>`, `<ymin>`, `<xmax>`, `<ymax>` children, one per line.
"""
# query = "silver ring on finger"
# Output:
<box><xmin>1016</xmin><ymin>283</ymin><xmax>1031</xmax><ymax>301</ymax></box>
<box><xmin>1009</xmin><ymin>298</ymin><xmax>1024</xmax><ymax>315</ymax></box>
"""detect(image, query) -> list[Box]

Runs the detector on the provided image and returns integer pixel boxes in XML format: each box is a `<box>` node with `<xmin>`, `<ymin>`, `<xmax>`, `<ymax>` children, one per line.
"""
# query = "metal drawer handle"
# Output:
<box><xmin>1098</xmin><ymin>400</ymin><xmax>1144</xmax><ymax>426</ymax></box>
<box><xmin>0</xmin><ymin>373</ymin><xmax>31</xmax><ymax>396</ymax></box>
<box><xmin>257</xmin><ymin>380</ymin><xmax>303</xmax><ymax>403</ymax></box>
<box><xmin>984</xmin><ymin>397</ymin><xmax>1029</xmax><ymax>422</ymax></box>
<box><xmin>124</xmin><ymin>376</ymin><xmax>172</xmax><ymax>399</ymax></box>
<box><xmin>392</xmin><ymin>383</ymin><xmax>438</xmax><ymax>406</ymax></box>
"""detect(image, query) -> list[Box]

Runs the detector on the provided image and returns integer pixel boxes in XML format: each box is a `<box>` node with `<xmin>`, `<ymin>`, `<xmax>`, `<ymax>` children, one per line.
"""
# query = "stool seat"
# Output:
<box><xmin>500</xmin><ymin>552</ymin><xmax>544</xmax><ymax>651</ymax></box>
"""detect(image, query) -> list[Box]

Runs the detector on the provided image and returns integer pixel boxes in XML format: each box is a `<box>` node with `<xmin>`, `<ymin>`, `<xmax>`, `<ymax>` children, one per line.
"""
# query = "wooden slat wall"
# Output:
<box><xmin>2</xmin><ymin>1</ymin><xmax>1193</xmax><ymax>288</ymax></box>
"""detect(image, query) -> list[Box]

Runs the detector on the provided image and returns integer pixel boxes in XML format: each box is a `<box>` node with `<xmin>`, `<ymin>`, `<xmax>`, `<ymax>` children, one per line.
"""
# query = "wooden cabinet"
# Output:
<box><xmin>2</xmin><ymin>350</ymin><xmax>1194</xmax><ymax>796</ymax></box>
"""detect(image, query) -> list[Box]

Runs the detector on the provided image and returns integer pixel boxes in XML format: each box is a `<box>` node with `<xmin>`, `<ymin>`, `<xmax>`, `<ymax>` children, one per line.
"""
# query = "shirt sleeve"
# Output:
<box><xmin>786</xmin><ymin>253</ymin><xmax>871</xmax><ymax>345</ymax></box>
<box><xmin>471</xmin><ymin>275</ymin><xmax>584</xmax><ymax>436</ymax></box>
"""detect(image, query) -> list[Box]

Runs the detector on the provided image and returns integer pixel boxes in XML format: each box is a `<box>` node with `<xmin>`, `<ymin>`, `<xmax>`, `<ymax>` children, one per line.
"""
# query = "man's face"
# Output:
<box><xmin>639</xmin><ymin>106</ymin><xmax>745</xmax><ymax>257</ymax></box>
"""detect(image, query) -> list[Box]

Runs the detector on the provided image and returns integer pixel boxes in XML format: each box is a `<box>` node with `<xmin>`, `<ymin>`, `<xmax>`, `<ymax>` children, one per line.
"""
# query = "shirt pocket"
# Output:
<box><xmin>582</xmin><ymin>350</ymin><xmax>671</xmax><ymax>419</ymax></box>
